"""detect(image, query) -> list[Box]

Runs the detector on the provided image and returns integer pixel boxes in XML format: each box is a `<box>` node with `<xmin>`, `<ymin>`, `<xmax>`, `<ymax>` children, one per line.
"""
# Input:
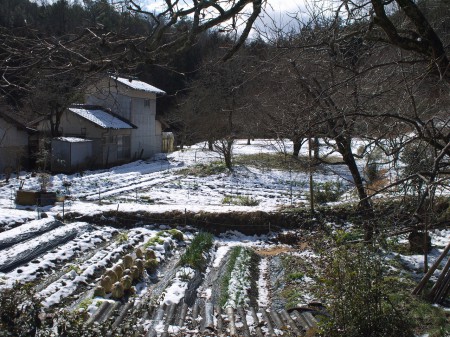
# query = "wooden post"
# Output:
<box><xmin>308</xmin><ymin>136</ymin><xmax>314</xmax><ymax>214</ymax></box>
<box><xmin>424</xmin><ymin>215</ymin><xmax>428</xmax><ymax>273</ymax></box>
<box><xmin>429</xmin><ymin>257</ymin><xmax>450</xmax><ymax>301</ymax></box>
<box><xmin>412</xmin><ymin>242</ymin><xmax>450</xmax><ymax>295</ymax></box>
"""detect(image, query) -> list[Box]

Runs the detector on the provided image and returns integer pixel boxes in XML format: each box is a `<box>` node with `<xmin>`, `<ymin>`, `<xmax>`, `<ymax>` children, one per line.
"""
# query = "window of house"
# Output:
<box><xmin>144</xmin><ymin>99</ymin><xmax>150</xmax><ymax>107</ymax></box>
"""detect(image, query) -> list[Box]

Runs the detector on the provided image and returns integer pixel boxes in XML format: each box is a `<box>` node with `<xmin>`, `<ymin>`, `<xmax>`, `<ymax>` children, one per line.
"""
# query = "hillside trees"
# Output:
<box><xmin>333</xmin><ymin>0</ymin><xmax>450</xmax><ymax>224</ymax></box>
<box><xmin>258</xmin><ymin>0</ymin><xmax>449</xmax><ymax>238</ymax></box>
<box><xmin>172</xmin><ymin>47</ymin><xmax>263</xmax><ymax>169</ymax></box>
<box><xmin>0</xmin><ymin>0</ymin><xmax>265</xmax><ymax>123</ymax></box>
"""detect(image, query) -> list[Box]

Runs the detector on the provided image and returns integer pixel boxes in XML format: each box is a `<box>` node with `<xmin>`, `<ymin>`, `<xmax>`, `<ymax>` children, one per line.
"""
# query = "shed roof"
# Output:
<box><xmin>68</xmin><ymin>106</ymin><xmax>135</xmax><ymax>129</ymax></box>
<box><xmin>54</xmin><ymin>137</ymin><xmax>93</xmax><ymax>143</ymax></box>
<box><xmin>0</xmin><ymin>110</ymin><xmax>37</xmax><ymax>134</ymax></box>
<box><xmin>112</xmin><ymin>76</ymin><xmax>166</xmax><ymax>95</ymax></box>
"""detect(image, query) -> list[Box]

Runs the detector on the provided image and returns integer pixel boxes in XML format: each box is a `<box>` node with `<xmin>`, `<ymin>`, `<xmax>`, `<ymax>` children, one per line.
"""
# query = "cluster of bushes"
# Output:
<box><xmin>221</xmin><ymin>195</ymin><xmax>260</xmax><ymax>206</ymax></box>
<box><xmin>314</xmin><ymin>181</ymin><xmax>345</xmax><ymax>204</ymax></box>
<box><xmin>311</xmin><ymin>243</ymin><xmax>448</xmax><ymax>337</ymax></box>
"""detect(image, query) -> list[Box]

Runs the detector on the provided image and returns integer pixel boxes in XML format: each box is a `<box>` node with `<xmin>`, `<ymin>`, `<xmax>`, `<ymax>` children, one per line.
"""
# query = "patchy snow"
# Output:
<box><xmin>213</xmin><ymin>246</ymin><xmax>231</xmax><ymax>268</ymax></box>
<box><xmin>54</xmin><ymin>137</ymin><xmax>92</xmax><ymax>143</ymax></box>
<box><xmin>0</xmin><ymin>216</ymin><xmax>57</xmax><ymax>242</ymax></box>
<box><xmin>0</xmin><ymin>138</ymin><xmax>448</xmax><ymax>326</ymax></box>
<box><xmin>38</xmin><ymin>227</ymin><xmax>149</xmax><ymax>307</ymax></box>
<box><xmin>257</xmin><ymin>258</ymin><xmax>270</xmax><ymax>307</ymax></box>
<box><xmin>0</xmin><ymin>222</ymin><xmax>88</xmax><ymax>272</ymax></box>
<box><xmin>224</xmin><ymin>248</ymin><xmax>253</xmax><ymax>308</ymax></box>
<box><xmin>0</xmin><ymin>225</ymin><xmax>115</xmax><ymax>288</ymax></box>
<box><xmin>159</xmin><ymin>266</ymin><xmax>195</xmax><ymax>305</ymax></box>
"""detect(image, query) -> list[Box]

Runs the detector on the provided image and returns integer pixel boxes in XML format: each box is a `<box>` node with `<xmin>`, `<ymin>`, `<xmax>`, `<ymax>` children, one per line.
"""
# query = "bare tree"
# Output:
<box><xmin>0</xmin><ymin>1</ymin><xmax>265</xmax><ymax>100</ymax></box>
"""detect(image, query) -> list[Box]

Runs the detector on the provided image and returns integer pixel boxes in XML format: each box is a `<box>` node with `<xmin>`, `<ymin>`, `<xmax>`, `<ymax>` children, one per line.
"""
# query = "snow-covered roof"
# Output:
<box><xmin>68</xmin><ymin>107</ymin><xmax>134</xmax><ymax>129</ymax></box>
<box><xmin>54</xmin><ymin>137</ymin><xmax>93</xmax><ymax>143</ymax></box>
<box><xmin>112</xmin><ymin>76</ymin><xmax>166</xmax><ymax>95</ymax></box>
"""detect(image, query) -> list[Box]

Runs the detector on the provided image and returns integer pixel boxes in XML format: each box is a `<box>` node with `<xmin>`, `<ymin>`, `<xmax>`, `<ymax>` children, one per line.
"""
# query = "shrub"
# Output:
<box><xmin>0</xmin><ymin>284</ymin><xmax>41</xmax><ymax>336</ymax></box>
<box><xmin>178</xmin><ymin>162</ymin><xmax>228</xmax><ymax>177</ymax></box>
<box><xmin>314</xmin><ymin>181</ymin><xmax>344</xmax><ymax>204</ymax></box>
<box><xmin>314</xmin><ymin>245</ymin><xmax>413</xmax><ymax>337</ymax></box>
<box><xmin>287</xmin><ymin>271</ymin><xmax>304</xmax><ymax>281</ymax></box>
<box><xmin>221</xmin><ymin>195</ymin><xmax>260</xmax><ymax>206</ymax></box>
<box><xmin>400</xmin><ymin>142</ymin><xmax>434</xmax><ymax>195</ymax></box>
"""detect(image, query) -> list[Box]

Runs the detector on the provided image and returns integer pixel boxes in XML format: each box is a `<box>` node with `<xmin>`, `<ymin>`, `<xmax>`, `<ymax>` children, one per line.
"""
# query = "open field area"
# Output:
<box><xmin>0</xmin><ymin>140</ymin><xmax>449</xmax><ymax>336</ymax></box>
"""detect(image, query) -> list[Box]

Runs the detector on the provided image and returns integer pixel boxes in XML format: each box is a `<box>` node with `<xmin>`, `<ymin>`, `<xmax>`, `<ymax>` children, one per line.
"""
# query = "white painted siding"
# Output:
<box><xmin>85</xmin><ymin>77</ymin><xmax>163</xmax><ymax>160</ymax></box>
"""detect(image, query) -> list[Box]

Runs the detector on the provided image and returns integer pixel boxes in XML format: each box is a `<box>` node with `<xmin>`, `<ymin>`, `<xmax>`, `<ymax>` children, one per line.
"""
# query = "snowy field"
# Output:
<box><xmin>0</xmin><ymin>139</ymin><xmax>448</xmax><ymax>336</ymax></box>
<box><xmin>0</xmin><ymin>139</ymin><xmax>359</xmax><ymax>226</ymax></box>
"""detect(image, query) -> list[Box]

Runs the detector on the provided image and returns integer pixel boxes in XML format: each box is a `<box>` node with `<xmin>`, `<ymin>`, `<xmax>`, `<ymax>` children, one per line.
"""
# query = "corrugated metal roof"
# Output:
<box><xmin>113</xmin><ymin>76</ymin><xmax>166</xmax><ymax>94</ymax></box>
<box><xmin>54</xmin><ymin>137</ymin><xmax>93</xmax><ymax>142</ymax></box>
<box><xmin>68</xmin><ymin>107</ymin><xmax>134</xmax><ymax>129</ymax></box>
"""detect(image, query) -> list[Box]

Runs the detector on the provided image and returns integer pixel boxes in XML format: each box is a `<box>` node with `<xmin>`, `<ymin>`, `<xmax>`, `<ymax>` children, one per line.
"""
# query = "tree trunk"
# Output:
<box><xmin>292</xmin><ymin>136</ymin><xmax>304</xmax><ymax>157</ymax></box>
<box><xmin>224</xmin><ymin>139</ymin><xmax>233</xmax><ymax>170</ymax></box>
<box><xmin>313</xmin><ymin>137</ymin><xmax>320</xmax><ymax>160</ymax></box>
<box><xmin>208</xmin><ymin>139</ymin><xmax>213</xmax><ymax>151</ymax></box>
<box><xmin>293</xmin><ymin>141</ymin><xmax>301</xmax><ymax>157</ymax></box>
<box><xmin>336</xmin><ymin>136</ymin><xmax>374</xmax><ymax>241</ymax></box>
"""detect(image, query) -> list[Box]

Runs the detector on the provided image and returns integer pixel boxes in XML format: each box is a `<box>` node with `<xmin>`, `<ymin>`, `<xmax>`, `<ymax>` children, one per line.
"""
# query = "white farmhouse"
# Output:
<box><xmin>34</xmin><ymin>75</ymin><xmax>166</xmax><ymax>172</ymax></box>
<box><xmin>85</xmin><ymin>75</ymin><xmax>166</xmax><ymax>160</ymax></box>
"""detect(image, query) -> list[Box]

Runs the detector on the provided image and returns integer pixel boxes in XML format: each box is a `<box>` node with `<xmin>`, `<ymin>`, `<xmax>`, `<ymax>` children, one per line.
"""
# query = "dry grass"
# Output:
<box><xmin>366</xmin><ymin>168</ymin><xmax>391</xmax><ymax>196</ymax></box>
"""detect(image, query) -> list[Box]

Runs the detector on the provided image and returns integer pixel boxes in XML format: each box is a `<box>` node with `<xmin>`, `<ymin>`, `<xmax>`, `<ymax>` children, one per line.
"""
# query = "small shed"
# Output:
<box><xmin>51</xmin><ymin>137</ymin><xmax>95</xmax><ymax>173</ymax></box>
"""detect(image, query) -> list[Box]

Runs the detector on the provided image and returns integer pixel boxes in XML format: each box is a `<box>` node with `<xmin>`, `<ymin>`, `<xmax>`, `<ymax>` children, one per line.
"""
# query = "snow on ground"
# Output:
<box><xmin>0</xmin><ymin>139</ymin><xmax>447</xmax><ymax>314</ymax></box>
<box><xmin>159</xmin><ymin>266</ymin><xmax>195</xmax><ymax>305</ymax></box>
<box><xmin>0</xmin><ymin>139</ymin><xmax>359</xmax><ymax>225</ymax></box>
<box><xmin>390</xmin><ymin>228</ymin><xmax>450</xmax><ymax>282</ymax></box>
<box><xmin>257</xmin><ymin>258</ymin><xmax>270</xmax><ymax>307</ymax></box>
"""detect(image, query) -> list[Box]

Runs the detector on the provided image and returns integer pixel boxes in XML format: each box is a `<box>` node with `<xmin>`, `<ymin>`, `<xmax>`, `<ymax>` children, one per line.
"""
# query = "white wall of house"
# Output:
<box><xmin>0</xmin><ymin>118</ymin><xmax>29</xmax><ymax>172</ymax></box>
<box><xmin>85</xmin><ymin>78</ymin><xmax>163</xmax><ymax>159</ymax></box>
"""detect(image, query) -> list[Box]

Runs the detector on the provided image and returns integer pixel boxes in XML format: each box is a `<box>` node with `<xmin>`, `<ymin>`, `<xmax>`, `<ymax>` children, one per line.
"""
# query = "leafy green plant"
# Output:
<box><xmin>332</xmin><ymin>229</ymin><xmax>363</xmax><ymax>245</ymax></box>
<box><xmin>219</xmin><ymin>246</ymin><xmax>242</xmax><ymax>307</ymax></box>
<box><xmin>115</xmin><ymin>232</ymin><xmax>128</xmax><ymax>244</ymax></box>
<box><xmin>78</xmin><ymin>298</ymin><xmax>93</xmax><ymax>311</ymax></box>
<box><xmin>65</xmin><ymin>264</ymin><xmax>82</xmax><ymax>274</ymax></box>
<box><xmin>314</xmin><ymin>181</ymin><xmax>345</xmax><ymax>204</ymax></box>
<box><xmin>143</xmin><ymin>235</ymin><xmax>165</xmax><ymax>248</ymax></box>
<box><xmin>166</xmin><ymin>229</ymin><xmax>184</xmax><ymax>241</ymax></box>
<box><xmin>178</xmin><ymin>232</ymin><xmax>213</xmax><ymax>271</ymax></box>
<box><xmin>287</xmin><ymin>271</ymin><xmax>304</xmax><ymax>281</ymax></box>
